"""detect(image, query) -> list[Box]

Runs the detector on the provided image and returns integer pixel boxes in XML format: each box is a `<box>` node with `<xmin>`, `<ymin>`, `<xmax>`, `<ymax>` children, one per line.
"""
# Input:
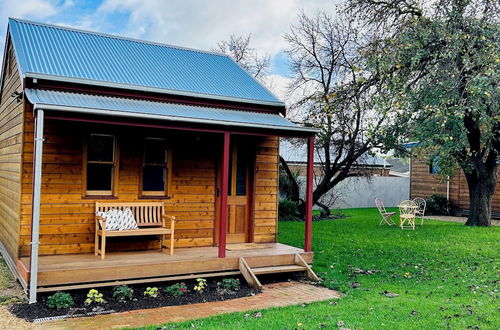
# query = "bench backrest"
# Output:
<box><xmin>96</xmin><ymin>202</ymin><xmax>165</xmax><ymax>227</ymax></box>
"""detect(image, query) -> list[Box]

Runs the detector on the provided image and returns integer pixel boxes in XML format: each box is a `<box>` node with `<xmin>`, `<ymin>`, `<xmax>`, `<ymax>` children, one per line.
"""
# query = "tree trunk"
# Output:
<box><xmin>464</xmin><ymin>163</ymin><xmax>497</xmax><ymax>226</ymax></box>
<box><xmin>279</xmin><ymin>156</ymin><xmax>301</xmax><ymax>203</ymax></box>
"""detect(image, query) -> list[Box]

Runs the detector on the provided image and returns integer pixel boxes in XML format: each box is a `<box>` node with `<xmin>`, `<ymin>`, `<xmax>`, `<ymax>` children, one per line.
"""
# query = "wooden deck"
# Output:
<box><xmin>18</xmin><ymin>243</ymin><xmax>314</xmax><ymax>292</ymax></box>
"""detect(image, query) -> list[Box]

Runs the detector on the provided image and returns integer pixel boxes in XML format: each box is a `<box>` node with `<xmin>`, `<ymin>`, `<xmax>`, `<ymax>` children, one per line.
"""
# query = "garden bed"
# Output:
<box><xmin>9</xmin><ymin>276</ymin><xmax>259</xmax><ymax>322</ymax></box>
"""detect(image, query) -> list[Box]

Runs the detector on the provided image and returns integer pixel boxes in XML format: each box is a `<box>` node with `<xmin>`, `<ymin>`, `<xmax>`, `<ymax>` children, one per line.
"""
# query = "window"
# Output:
<box><xmin>429</xmin><ymin>156</ymin><xmax>440</xmax><ymax>174</ymax></box>
<box><xmin>228</xmin><ymin>147</ymin><xmax>248</xmax><ymax>196</ymax></box>
<box><xmin>85</xmin><ymin>134</ymin><xmax>117</xmax><ymax>196</ymax></box>
<box><xmin>142</xmin><ymin>138</ymin><xmax>171</xmax><ymax>197</ymax></box>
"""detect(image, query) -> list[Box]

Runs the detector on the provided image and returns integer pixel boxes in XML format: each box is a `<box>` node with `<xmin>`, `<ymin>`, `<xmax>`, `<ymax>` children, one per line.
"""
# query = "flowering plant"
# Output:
<box><xmin>144</xmin><ymin>287</ymin><xmax>159</xmax><ymax>298</ymax></box>
<box><xmin>193</xmin><ymin>278</ymin><xmax>207</xmax><ymax>293</ymax></box>
<box><xmin>85</xmin><ymin>289</ymin><xmax>106</xmax><ymax>305</ymax></box>
<box><xmin>165</xmin><ymin>282</ymin><xmax>188</xmax><ymax>296</ymax></box>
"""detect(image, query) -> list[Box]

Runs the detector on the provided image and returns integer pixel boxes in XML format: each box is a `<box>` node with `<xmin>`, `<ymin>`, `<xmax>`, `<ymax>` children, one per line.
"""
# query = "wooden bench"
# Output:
<box><xmin>95</xmin><ymin>202</ymin><xmax>175</xmax><ymax>259</ymax></box>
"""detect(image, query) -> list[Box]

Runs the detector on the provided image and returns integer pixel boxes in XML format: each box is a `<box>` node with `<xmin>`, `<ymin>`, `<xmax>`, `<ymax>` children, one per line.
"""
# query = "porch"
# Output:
<box><xmin>17</xmin><ymin>243</ymin><xmax>314</xmax><ymax>292</ymax></box>
<box><xmin>22</xmin><ymin>89</ymin><xmax>318</xmax><ymax>302</ymax></box>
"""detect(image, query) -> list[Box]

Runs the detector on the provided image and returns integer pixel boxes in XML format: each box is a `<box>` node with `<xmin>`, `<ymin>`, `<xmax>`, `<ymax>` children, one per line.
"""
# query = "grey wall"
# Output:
<box><xmin>288</xmin><ymin>176</ymin><xmax>410</xmax><ymax>209</ymax></box>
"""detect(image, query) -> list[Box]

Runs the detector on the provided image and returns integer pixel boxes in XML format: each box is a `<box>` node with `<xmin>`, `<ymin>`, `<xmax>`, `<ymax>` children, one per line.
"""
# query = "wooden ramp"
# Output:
<box><xmin>239</xmin><ymin>254</ymin><xmax>320</xmax><ymax>290</ymax></box>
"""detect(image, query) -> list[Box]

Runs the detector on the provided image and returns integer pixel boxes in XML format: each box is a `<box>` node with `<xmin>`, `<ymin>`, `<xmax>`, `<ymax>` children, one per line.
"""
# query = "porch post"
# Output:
<box><xmin>304</xmin><ymin>136</ymin><xmax>314</xmax><ymax>252</ymax></box>
<box><xmin>29</xmin><ymin>109</ymin><xmax>44</xmax><ymax>303</ymax></box>
<box><xmin>218</xmin><ymin>132</ymin><xmax>230</xmax><ymax>258</ymax></box>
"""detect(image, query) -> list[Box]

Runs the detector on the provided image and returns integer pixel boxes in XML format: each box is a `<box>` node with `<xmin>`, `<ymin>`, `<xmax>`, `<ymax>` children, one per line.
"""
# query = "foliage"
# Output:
<box><xmin>349</xmin><ymin>0</ymin><xmax>499</xmax><ymax>225</ymax></box>
<box><xmin>425</xmin><ymin>194</ymin><xmax>453</xmax><ymax>216</ymax></box>
<box><xmin>46</xmin><ymin>292</ymin><xmax>74</xmax><ymax>310</ymax></box>
<box><xmin>143</xmin><ymin>287</ymin><xmax>159</xmax><ymax>298</ymax></box>
<box><xmin>217</xmin><ymin>278</ymin><xmax>240</xmax><ymax>294</ymax></box>
<box><xmin>84</xmin><ymin>289</ymin><xmax>106</xmax><ymax>305</ymax></box>
<box><xmin>278</xmin><ymin>199</ymin><xmax>299</xmax><ymax>221</ymax></box>
<box><xmin>165</xmin><ymin>282</ymin><xmax>188</xmax><ymax>297</ymax></box>
<box><xmin>145</xmin><ymin>208</ymin><xmax>500</xmax><ymax>329</ymax></box>
<box><xmin>112</xmin><ymin>285</ymin><xmax>133</xmax><ymax>301</ymax></box>
<box><xmin>193</xmin><ymin>278</ymin><xmax>207</xmax><ymax>293</ymax></box>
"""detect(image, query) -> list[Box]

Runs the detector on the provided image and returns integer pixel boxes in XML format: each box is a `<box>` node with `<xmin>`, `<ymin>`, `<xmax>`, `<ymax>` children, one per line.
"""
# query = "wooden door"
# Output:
<box><xmin>215</xmin><ymin>144</ymin><xmax>252</xmax><ymax>244</ymax></box>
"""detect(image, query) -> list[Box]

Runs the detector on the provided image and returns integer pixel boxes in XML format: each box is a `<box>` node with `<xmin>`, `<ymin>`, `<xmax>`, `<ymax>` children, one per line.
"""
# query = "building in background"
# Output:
<box><xmin>280</xmin><ymin>140</ymin><xmax>410</xmax><ymax>209</ymax></box>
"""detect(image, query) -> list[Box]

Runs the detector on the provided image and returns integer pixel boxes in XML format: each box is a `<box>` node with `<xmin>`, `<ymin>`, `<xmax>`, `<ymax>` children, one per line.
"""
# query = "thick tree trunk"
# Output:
<box><xmin>279</xmin><ymin>156</ymin><xmax>301</xmax><ymax>203</ymax></box>
<box><xmin>463</xmin><ymin>163</ymin><xmax>497</xmax><ymax>227</ymax></box>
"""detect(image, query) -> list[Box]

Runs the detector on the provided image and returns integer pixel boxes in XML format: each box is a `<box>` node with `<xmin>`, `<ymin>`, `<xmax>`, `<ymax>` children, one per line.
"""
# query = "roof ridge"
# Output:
<box><xmin>8</xmin><ymin>17</ymin><xmax>229</xmax><ymax>58</ymax></box>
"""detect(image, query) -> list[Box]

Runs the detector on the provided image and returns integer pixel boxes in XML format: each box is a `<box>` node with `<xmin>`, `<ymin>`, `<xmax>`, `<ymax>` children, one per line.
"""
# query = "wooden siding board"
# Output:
<box><xmin>410</xmin><ymin>157</ymin><xmax>500</xmax><ymax>213</ymax></box>
<box><xmin>253</xmin><ymin>136</ymin><xmax>278</xmax><ymax>243</ymax></box>
<box><xmin>0</xmin><ymin>41</ymin><xmax>23</xmax><ymax>260</ymax></box>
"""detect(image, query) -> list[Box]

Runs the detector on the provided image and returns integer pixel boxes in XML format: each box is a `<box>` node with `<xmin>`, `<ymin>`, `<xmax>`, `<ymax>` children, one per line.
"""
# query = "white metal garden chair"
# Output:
<box><xmin>398</xmin><ymin>200</ymin><xmax>417</xmax><ymax>230</ymax></box>
<box><xmin>412</xmin><ymin>197</ymin><xmax>426</xmax><ymax>225</ymax></box>
<box><xmin>375</xmin><ymin>198</ymin><xmax>396</xmax><ymax>226</ymax></box>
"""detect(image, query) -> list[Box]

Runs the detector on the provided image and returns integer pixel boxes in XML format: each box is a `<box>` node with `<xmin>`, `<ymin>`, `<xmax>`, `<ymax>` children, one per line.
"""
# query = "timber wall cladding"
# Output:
<box><xmin>20</xmin><ymin>120</ymin><xmax>219</xmax><ymax>256</ymax></box>
<box><xmin>253</xmin><ymin>136</ymin><xmax>278</xmax><ymax>243</ymax></box>
<box><xmin>0</xmin><ymin>40</ymin><xmax>23</xmax><ymax>260</ymax></box>
<box><xmin>410</xmin><ymin>158</ymin><xmax>500</xmax><ymax>213</ymax></box>
<box><xmin>20</xmin><ymin>119</ymin><xmax>280</xmax><ymax>256</ymax></box>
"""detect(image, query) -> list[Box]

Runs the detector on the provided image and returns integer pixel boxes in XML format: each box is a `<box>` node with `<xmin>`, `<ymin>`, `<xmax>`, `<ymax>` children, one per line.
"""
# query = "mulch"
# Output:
<box><xmin>9</xmin><ymin>276</ymin><xmax>259</xmax><ymax>322</ymax></box>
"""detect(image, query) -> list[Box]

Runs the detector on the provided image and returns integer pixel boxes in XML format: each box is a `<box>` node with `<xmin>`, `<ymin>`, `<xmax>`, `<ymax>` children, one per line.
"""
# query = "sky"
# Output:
<box><xmin>0</xmin><ymin>0</ymin><xmax>338</xmax><ymax>103</ymax></box>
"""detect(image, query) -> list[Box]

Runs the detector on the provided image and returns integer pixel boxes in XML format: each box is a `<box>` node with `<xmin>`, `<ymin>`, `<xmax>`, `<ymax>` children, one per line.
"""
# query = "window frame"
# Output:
<box><xmin>140</xmin><ymin>137</ymin><xmax>172</xmax><ymax>198</ymax></box>
<box><xmin>82</xmin><ymin>133</ymin><xmax>119</xmax><ymax>197</ymax></box>
<box><xmin>429</xmin><ymin>156</ymin><xmax>440</xmax><ymax>175</ymax></box>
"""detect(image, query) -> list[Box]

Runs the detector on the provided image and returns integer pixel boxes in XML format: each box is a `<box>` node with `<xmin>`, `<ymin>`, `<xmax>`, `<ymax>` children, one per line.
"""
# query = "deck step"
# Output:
<box><xmin>238</xmin><ymin>254</ymin><xmax>320</xmax><ymax>290</ymax></box>
<box><xmin>252</xmin><ymin>265</ymin><xmax>307</xmax><ymax>275</ymax></box>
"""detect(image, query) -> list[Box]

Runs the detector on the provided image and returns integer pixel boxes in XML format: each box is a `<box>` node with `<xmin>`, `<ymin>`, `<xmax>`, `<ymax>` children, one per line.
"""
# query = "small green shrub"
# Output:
<box><xmin>47</xmin><ymin>292</ymin><xmax>74</xmax><ymax>310</ymax></box>
<box><xmin>193</xmin><ymin>278</ymin><xmax>207</xmax><ymax>293</ymax></box>
<box><xmin>278</xmin><ymin>199</ymin><xmax>299</xmax><ymax>221</ymax></box>
<box><xmin>217</xmin><ymin>278</ymin><xmax>240</xmax><ymax>293</ymax></box>
<box><xmin>143</xmin><ymin>287</ymin><xmax>159</xmax><ymax>298</ymax></box>
<box><xmin>165</xmin><ymin>282</ymin><xmax>188</xmax><ymax>296</ymax></box>
<box><xmin>113</xmin><ymin>285</ymin><xmax>133</xmax><ymax>301</ymax></box>
<box><xmin>85</xmin><ymin>289</ymin><xmax>106</xmax><ymax>305</ymax></box>
<box><xmin>425</xmin><ymin>194</ymin><xmax>453</xmax><ymax>215</ymax></box>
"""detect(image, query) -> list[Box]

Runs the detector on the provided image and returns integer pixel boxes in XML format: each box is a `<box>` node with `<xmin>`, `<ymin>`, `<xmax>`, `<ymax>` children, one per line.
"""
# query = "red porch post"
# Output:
<box><xmin>218</xmin><ymin>132</ymin><xmax>230</xmax><ymax>258</ymax></box>
<box><xmin>304</xmin><ymin>136</ymin><xmax>314</xmax><ymax>252</ymax></box>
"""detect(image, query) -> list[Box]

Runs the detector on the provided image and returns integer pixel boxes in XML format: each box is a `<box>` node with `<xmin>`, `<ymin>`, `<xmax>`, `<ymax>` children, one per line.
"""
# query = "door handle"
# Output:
<box><xmin>216</xmin><ymin>187</ymin><xmax>220</xmax><ymax>197</ymax></box>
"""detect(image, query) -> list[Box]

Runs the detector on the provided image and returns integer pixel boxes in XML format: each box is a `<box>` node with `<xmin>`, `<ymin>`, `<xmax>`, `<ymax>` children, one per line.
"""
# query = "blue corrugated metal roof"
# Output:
<box><xmin>9</xmin><ymin>18</ymin><xmax>283</xmax><ymax>107</ymax></box>
<box><xmin>25</xmin><ymin>89</ymin><xmax>315</xmax><ymax>133</ymax></box>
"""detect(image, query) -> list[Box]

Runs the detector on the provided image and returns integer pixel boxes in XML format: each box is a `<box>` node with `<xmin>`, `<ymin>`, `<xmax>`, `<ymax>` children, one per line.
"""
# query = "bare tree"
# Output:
<box><xmin>282</xmin><ymin>10</ymin><xmax>401</xmax><ymax>217</ymax></box>
<box><xmin>214</xmin><ymin>34</ymin><xmax>270</xmax><ymax>81</ymax></box>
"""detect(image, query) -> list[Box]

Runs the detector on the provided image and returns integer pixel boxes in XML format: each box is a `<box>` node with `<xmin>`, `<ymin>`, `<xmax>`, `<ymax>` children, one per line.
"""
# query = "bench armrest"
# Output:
<box><xmin>162</xmin><ymin>214</ymin><xmax>175</xmax><ymax>229</ymax></box>
<box><xmin>96</xmin><ymin>215</ymin><xmax>107</xmax><ymax>230</ymax></box>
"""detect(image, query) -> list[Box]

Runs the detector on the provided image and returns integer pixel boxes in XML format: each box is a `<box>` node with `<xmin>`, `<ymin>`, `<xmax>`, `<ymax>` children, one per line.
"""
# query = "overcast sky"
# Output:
<box><xmin>0</xmin><ymin>0</ymin><xmax>338</xmax><ymax>103</ymax></box>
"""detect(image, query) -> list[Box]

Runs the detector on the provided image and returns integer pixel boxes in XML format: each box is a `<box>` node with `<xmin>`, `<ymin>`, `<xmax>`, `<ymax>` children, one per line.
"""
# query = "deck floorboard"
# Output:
<box><xmin>18</xmin><ymin>243</ymin><xmax>313</xmax><ymax>289</ymax></box>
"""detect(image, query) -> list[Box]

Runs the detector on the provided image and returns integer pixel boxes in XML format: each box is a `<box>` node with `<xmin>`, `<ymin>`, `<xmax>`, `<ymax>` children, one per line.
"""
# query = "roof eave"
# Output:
<box><xmin>31</xmin><ymin>102</ymin><xmax>319</xmax><ymax>135</ymax></box>
<box><xmin>25</xmin><ymin>73</ymin><xmax>286</xmax><ymax>109</ymax></box>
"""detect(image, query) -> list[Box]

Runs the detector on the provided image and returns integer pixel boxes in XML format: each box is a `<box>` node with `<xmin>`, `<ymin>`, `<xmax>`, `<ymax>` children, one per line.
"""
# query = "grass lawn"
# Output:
<box><xmin>139</xmin><ymin>208</ymin><xmax>500</xmax><ymax>330</ymax></box>
<box><xmin>0</xmin><ymin>257</ymin><xmax>23</xmax><ymax>305</ymax></box>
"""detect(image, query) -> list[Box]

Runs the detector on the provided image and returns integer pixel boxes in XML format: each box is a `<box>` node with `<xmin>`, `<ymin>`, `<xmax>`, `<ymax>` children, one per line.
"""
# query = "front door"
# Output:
<box><xmin>215</xmin><ymin>142</ymin><xmax>252</xmax><ymax>244</ymax></box>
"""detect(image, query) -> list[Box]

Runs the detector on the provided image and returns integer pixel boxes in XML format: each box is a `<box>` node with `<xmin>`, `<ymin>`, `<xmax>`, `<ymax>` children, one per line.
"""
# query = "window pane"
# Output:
<box><xmin>143</xmin><ymin>166</ymin><xmax>165</xmax><ymax>191</ymax></box>
<box><xmin>235</xmin><ymin>149</ymin><xmax>247</xmax><ymax>196</ymax></box>
<box><xmin>88</xmin><ymin>135</ymin><xmax>114</xmax><ymax>162</ymax></box>
<box><xmin>87</xmin><ymin>163</ymin><xmax>113</xmax><ymax>191</ymax></box>
<box><xmin>145</xmin><ymin>139</ymin><xmax>166</xmax><ymax>165</ymax></box>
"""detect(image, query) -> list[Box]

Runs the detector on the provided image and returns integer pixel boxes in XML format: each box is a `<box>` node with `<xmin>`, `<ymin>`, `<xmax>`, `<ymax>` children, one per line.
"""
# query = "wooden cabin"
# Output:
<box><xmin>0</xmin><ymin>18</ymin><xmax>317</xmax><ymax>303</ymax></box>
<box><xmin>409</xmin><ymin>157</ymin><xmax>500</xmax><ymax>217</ymax></box>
